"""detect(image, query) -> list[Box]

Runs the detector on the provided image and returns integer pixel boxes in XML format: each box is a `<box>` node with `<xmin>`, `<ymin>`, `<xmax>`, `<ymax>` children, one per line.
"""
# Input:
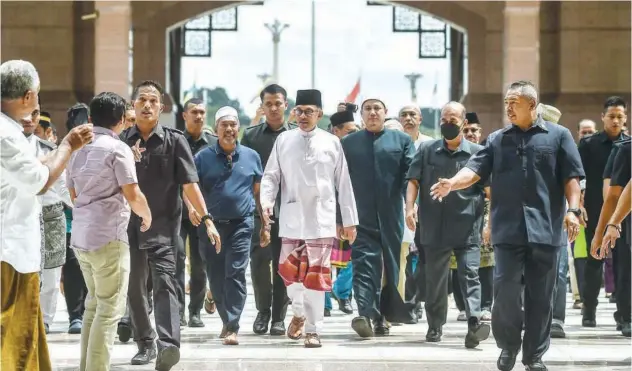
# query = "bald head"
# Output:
<box><xmin>441</xmin><ymin>101</ymin><xmax>466</xmax><ymax>120</ymax></box>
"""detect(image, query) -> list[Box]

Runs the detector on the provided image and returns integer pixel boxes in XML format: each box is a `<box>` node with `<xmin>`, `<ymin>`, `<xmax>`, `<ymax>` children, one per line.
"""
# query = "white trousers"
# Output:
<box><xmin>568</xmin><ymin>243</ymin><xmax>580</xmax><ymax>301</ymax></box>
<box><xmin>40</xmin><ymin>266</ymin><xmax>62</xmax><ymax>326</ymax></box>
<box><xmin>287</xmin><ymin>282</ymin><xmax>325</xmax><ymax>334</ymax></box>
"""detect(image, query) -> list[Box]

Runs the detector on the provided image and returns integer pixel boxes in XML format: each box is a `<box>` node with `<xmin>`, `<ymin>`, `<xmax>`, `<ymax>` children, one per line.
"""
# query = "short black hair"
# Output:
<box><xmin>260</xmin><ymin>84</ymin><xmax>287</xmax><ymax>101</ymax></box>
<box><xmin>66</xmin><ymin>102</ymin><xmax>89</xmax><ymax>131</ymax></box>
<box><xmin>89</xmin><ymin>92</ymin><xmax>126</xmax><ymax>129</ymax></box>
<box><xmin>125</xmin><ymin>101</ymin><xmax>134</xmax><ymax>111</ymax></box>
<box><xmin>132</xmin><ymin>80</ymin><xmax>165</xmax><ymax>103</ymax></box>
<box><xmin>184</xmin><ymin>98</ymin><xmax>204</xmax><ymax>111</ymax></box>
<box><xmin>603</xmin><ymin>96</ymin><xmax>627</xmax><ymax>112</ymax></box>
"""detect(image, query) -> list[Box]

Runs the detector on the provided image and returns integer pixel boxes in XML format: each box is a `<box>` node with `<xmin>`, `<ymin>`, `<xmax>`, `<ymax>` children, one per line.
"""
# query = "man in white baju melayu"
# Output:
<box><xmin>260</xmin><ymin>89</ymin><xmax>358</xmax><ymax>348</ymax></box>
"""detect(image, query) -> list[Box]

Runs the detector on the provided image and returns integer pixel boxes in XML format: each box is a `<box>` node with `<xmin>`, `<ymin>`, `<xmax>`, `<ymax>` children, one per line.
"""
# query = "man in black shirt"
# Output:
<box><xmin>591</xmin><ymin>138</ymin><xmax>631</xmax><ymax>337</ymax></box>
<box><xmin>430</xmin><ymin>81</ymin><xmax>584</xmax><ymax>371</ymax></box>
<box><xmin>240</xmin><ymin>84</ymin><xmax>296</xmax><ymax>335</ymax></box>
<box><xmin>578</xmin><ymin>96</ymin><xmax>628</xmax><ymax>327</ymax></box>
<box><xmin>120</xmin><ymin>81</ymin><xmax>220</xmax><ymax>370</ymax></box>
<box><xmin>179</xmin><ymin>98</ymin><xmax>218</xmax><ymax>328</ymax></box>
<box><xmin>406</xmin><ymin>102</ymin><xmax>490</xmax><ymax>348</ymax></box>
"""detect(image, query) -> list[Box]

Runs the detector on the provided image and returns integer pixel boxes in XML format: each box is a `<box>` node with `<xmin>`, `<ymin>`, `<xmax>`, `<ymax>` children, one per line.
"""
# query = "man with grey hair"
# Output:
<box><xmin>577</xmin><ymin>119</ymin><xmax>597</xmax><ymax>139</ymax></box>
<box><xmin>406</xmin><ymin>101</ymin><xmax>490</xmax><ymax>348</ymax></box>
<box><xmin>193</xmin><ymin>106</ymin><xmax>263</xmax><ymax>345</ymax></box>
<box><xmin>399</xmin><ymin>104</ymin><xmax>433</xmax><ymax>147</ymax></box>
<box><xmin>0</xmin><ymin>59</ymin><xmax>93</xmax><ymax>370</ymax></box>
<box><xmin>430</xmin><ymin>81</ymin><xmax>584</xmax><ymax>370</ymax></box>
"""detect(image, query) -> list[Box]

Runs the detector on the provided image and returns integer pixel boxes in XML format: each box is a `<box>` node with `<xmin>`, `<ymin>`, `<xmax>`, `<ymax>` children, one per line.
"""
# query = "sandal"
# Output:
<box><xmin>223</xmin><ymin>332</ymin><xmax>239</xmax><ymax>345</ymax></box>
<box><xmin>304</xmin><ymin>333</ymin><xmax>322</xmax><ymax>348</ymax></box>
<box><xmin>287</xmin><ymin>316</ymin><xmax>305</xmax><ymax>340</ymax></box>
<box><xmin>204</xmin><ymin>293</ymin><xmax>216</xmax><ymax>315</ymax></box>
<box><xmin>219</xmin><ymin>326</ymin><xmax>228</xmax><ymax>339</ymax></box>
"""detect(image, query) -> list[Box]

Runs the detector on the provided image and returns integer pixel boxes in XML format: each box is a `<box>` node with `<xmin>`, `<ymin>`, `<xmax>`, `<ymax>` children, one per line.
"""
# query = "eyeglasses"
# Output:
<box><xmin>463</xmin><ymin>127</ymin><xmax>480</xmax><ymax>134</ymax></box>
<box><xmin>294</xmin><ymin>108</ymin><xmax>317</xmax><ymax>117</ymax></box>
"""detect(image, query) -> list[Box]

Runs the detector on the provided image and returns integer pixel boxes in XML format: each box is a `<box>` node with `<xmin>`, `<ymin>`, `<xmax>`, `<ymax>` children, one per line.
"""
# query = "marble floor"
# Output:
<box><xmin>47</xmin><ymin>271</ymin><xmax>631</xmax><ymax>371</ymax></box>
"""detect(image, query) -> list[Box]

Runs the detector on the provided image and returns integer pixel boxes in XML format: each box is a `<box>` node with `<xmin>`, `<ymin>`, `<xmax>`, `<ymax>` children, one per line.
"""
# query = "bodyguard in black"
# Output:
<box><xmin>406</xmin><ymin>102</ymin><xmax>490</xmax><ymax>348</ymax></box>
<box><xmin>120</xmin><ymin>81</ymin><xmax>220</xmax><ymax>371</ymax></box>
<box><xmin>179</xmin><ymin>98</ymin><xmax>218</xmax><ymax>328</ymax></box>
<box><xmin>195</xmin><ymin>106</ymin><xmax>263</xmax><ymax>345</ymax></box>
<box><xmin>578</xmin><ymin>96</ymin><xmax>628</xmax><ymax>327</ymax></box>
<box><xmin>241</xmin><ymin>84</ymin><xmax>296</xmax><ymax>335</ymax></box>
<box><xmin>431</xmin><ymin>81</ymin><xmax>584</xmax><ymax>371</ymax></box>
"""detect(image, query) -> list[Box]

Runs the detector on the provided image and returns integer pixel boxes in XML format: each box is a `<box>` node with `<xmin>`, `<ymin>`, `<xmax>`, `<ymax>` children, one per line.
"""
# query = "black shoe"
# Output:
<box><xmin>131</xmin><ymin>343</ymin><xmax>157</xmax><ymax>365</ymax></box>
<box><xmin>337</xmin><ymin>298</ymin><xmax>354</xmax><ymax>314</ymax></box>
<box><xmin>497</xmin><ymin>349</ymin><xmax>517</xmax><ymax>371</ymax></box>
<box><xmin>253</xmin><ymin>311</ymin><xmax>271</xmax><ymax>334</ymax></box>
<box><xmin>155</xmin><ymin>346</ymin><xmax>180</xmax><ymax>371</ymax></box>
<box><xmin>425</xmin><ymin>327</ymin><xmax>442</xmax><ymax>342</ymax></box>
<box><xmin>609</xmin><ymin>294</ymin><xmax>617</xmax><ymax>303</ymax></box>
<box><xmin>118</xmin><ymin>322</ymin><xmax>132</xmax><ymax>343</ymax></box>
<box><xmin>188</xmin><ymin>313</ymin><xmax>205</xmax><ymax>328</ymax></box>
<box><xmin>269</xmin><ymin>321</ymin><xmax>286</xmax><ymax>336</ymax></box>
<box><xmin>465</xmin><ymin>320</ymin><xmax>490</xmax><ymax>348</ymax></box>
<box><xmin>550</xmin><ymin>322</ymin><xmax>566</xmax><ymax>338</ymax></box>
<box><xmin>351</xmin><ymin>316</ymin><xmax>374</xmax><ymax>338</ymax></box>
<box><xmin>621</xmin><ymin>322</ymin><xmax>631</xmax><ymax>337</ymax></box>
<box><xmin>524</xmin><ymin>359</ymin><xmax>548</xmax><ymax>371</ymax></box>
<box><xmin>374</xmin><ymin>317</ymin><xmax>389</xmax><ymax>336</ymax></box>
<box><xmin>324</xmin><ymin>308</ymin><xmax>331</xmax><ymax>317</ymax></box>
<box><xmin>179</xmin><ymin>316</ymin><xmax>187</xmax><ymax>327</ymax></box>
<box><xmin>582</xmin><ymin>318</ymin><xmax>596</xmax><ymax>327</ymax></box>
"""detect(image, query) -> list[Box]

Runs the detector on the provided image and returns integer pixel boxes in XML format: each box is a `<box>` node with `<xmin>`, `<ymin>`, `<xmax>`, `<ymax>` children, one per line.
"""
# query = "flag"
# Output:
<box><xmin>345</xmin><ymin>78</ymin><xmax>361</xmax><ymax>103</ymax></box>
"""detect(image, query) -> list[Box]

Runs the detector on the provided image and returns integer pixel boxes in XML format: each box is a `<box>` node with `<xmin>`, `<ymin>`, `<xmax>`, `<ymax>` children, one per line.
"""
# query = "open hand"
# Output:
<box><xmin>563</xmin><ymin>212</ymin><xmax>580</xmax><ymax>243</ymax></box>
<box><xmin>405</xmin><ymin>208</ymin><xmax>416</xmax><ymax>232</ymax></box>
<box><xmin>430</xmin><ymin>178</ymin><xmax>453</xmax><ymax>202</ymax></box>
<box><xmin>189</xmin><ymin>208</ymin><xmax>202</xmax><ymax>226</ymax></box>
<box><xmin>205</xmin><ymin>220</ymin><xmax>221</xmax><ymax>253</ymax></box>
<box><xmin>599</xmin><ymin>225</ymin><xmax>621</xmax><ymax>259</ymax></box>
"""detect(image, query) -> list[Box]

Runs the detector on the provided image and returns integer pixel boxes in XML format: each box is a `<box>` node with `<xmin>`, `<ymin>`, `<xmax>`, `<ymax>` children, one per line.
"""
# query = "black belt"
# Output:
<box><xmin>214</xmin><ymin>216</ymin><xmax>251</xmax><ymax>224</ymax></box>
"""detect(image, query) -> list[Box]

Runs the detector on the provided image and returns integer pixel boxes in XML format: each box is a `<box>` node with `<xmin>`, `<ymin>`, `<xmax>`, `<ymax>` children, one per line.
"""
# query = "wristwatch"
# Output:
<box><xmin>606</xmin><ymin>224</ymin><xmax>622</xmax><ymax>233</ymax></box>
<box><xmin>567</xmin><ymin>208</ymin><xmax>581</xmax><ymax>218</ymax></box>
<box><xmin>200</xmin><ymin>214</ymin><xmax>214</xmax><ymax>224</ymax></box>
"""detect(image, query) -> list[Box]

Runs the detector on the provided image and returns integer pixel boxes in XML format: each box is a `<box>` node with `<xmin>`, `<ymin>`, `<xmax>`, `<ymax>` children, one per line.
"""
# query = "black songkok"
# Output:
<box><xmin>295</xmin><ymin>89</ymin><xmax>322</xmax><ymax>108</ymax></box>
<box><xmin>465</xmin><ymin>112</ymin><xmax>479</xmax><ymax>124</ymax></box>
<box><xmin>330</xmin><ymin>110</ymin><xmax>355</xmax><ymax>127</ymax></box>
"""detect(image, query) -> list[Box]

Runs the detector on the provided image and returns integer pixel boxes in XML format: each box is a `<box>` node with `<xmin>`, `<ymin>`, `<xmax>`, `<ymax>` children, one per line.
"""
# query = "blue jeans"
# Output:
<box><xmin>552</xmin><ymin>244</ymin><xmax>569</xmax><ymax>324</ymax></box>
<box><xmin>325</xmin><ymin>262</ymin><xmax>353</xmax><ymax>310</ymax></box>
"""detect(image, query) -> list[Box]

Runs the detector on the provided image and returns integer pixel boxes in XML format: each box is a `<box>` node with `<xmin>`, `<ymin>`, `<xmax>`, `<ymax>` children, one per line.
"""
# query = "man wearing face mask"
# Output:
<box><xmin>405</xmin><ymin>102</ymin><xmax>490</xmax><ymax>348</ymax></box>
<box><xmin>341</xmin><ymin>97</ymin><xmax>416</xmax><ymax>338</ymax></box>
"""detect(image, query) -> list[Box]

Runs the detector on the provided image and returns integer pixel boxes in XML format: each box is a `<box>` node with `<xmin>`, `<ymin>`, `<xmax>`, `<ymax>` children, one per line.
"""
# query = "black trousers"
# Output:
<box><xmin>249</xmin><ymin>215</ymin><xmax>288</xmax><ymax>322</ymax></box>
<box><xmin>200</xmin><ymin>218</ymin><xmax>253</xmax><ymax>333</ymax></box>
<box><xmin>492</xmin><ymin>244</ymin><xmax>560</xmax><ymax>364</ymax></box>
<box><xmin>176</xmin><ymin>219</ymin><xmax>206</xmax><ymax>315</ymax></box>
<box><xmin>128</xmin><ymin>223</ymin><xmax>180</xmax><ymax>350</ymax></box>
<box><xmin>424</xmin><ymin>245</ymin><xmax>482</xmax><ymax>329</ymax></box>
<box><xmin>454</xmin><ymin>266</ymin><xmax>493</xmax><ymax>312</ymax></box>
<box><xmin>582</xmin><ymin>227</ymin><xmax>629</xmax><ymax>319</ymax></box>
<box><xmin>62</xmin><ymin>233</ymin><xmax>87</xmax><ymax>323</ymax></box>
<box><xmin>119</xmin><ymin>267</ymin><xmax>153</xmax><ymax>326</ymax></box>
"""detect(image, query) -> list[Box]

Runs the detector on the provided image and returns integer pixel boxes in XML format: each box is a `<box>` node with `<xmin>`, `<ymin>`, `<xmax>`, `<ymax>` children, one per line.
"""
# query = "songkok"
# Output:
<box><xmin>537</xmin><ymin>103</ymin><xmax>562</xmax><ymax>124</ymax></box>
<box><xmin>384</xmin><ymin>119</ymin><xmax>404</xmax><ymax>132</ymax></box>
<box><xmin>465</xmin><ymin>112</ymin><xmax>479</xmax><ymax>124</ymax></box>
<box><xmin>295</xmin><ymin>89</ymin><xmax>322</xmax><ymax>108</ymax></box>
<box><xmin>39</xmin><ymin>111</ymin><xmax>52</xmax><ymax>128</ymax></box>
<box><xmin>330</xmin><ymin>110</ymin><xmax>355</xmax><ymax>127</ymax></box>
<box><xmin>215</xmin><ymin>106</ymin><xmax>239</xmax><ymax>124</ymax></box>
<box><xmin>361</xmin><ymin>97</ymin><xmax>387</xmax><ymax>110</ymax></box>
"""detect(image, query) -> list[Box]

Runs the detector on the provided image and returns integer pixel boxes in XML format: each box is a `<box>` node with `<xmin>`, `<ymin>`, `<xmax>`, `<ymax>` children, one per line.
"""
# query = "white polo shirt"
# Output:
<box><xmin>1</xmin><ymin>112</ymin><xmax>49</xmax><ymax>273</ymax></box>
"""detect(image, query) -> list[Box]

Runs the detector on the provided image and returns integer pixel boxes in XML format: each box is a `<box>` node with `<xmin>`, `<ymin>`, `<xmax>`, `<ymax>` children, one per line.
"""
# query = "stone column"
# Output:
<box><xmin>503</xmin><ymin>1</ymin><xmax>540</xmax><ymax>122</ymax></box>
<box><xmin>94</xmin><ymin>1</ymin><xmax>131</xmax><ymax>98</ymax></box>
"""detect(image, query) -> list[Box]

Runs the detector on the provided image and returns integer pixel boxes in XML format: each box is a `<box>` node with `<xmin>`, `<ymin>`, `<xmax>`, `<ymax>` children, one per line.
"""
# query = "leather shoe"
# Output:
<box><xmin>374</xmin><ymin>317</ymin><xmax>389</xmax><ymax>336</ymax></box>
<box><xmin>155</xmin><ymin>346</ymin><xmax>180</xmax><ymax>371</ymax></box>
<box><xmin>253</xmin><ymin>311</ymin><xmax>271</xmax><ymax>334</ymax></box>
<box><xmin>338</xmin><ymin>298</ymin><xmax>353</xmax><ymax>314</ymax></box>
<box><xmin>131</xmin><ymin>343</ymin><xmax>157</xmax><ymax>365</ymax></box>
<box><xmin>270</xmin><ymin>321</ymin><xmax>286</xmax><ymax>336</ymax></box>
<box><xmin>188</xmin><ymin>313</ymin><xmax>205</xmax><ymax>328</ymax></box>
<box><xmin>425</xmin><ymin>327</ymin><xmax>442</xmax><ymax>342</ymax></box>
<box><xmin>497</xmin><ymin>349</ymin><xmax>517</xmax><ymax>371</ymax></box>
<box><xmin>524</xmin><ymin>359</ymin><xmax>547</xmax><ymax>371</ymax></box>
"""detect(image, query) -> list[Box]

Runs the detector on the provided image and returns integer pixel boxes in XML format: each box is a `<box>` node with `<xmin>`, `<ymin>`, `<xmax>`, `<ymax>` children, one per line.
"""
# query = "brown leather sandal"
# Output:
<box><xmin>204</xmin><ymin>293</ymin><xmax>216</xmax><ymax>315</ymax></box>
<box><xmin>304</xmin><ymin>333</ymin><xmax>322</xmax><ymax>348</ymax></box>
<box><xmin>287</xmin><ymin>316</ymin><xmax>306</xmax><ymax>340</ymax></box>
<box><xmin>219</xmin><ymin>326</ymin><xmax>228</xmax><ymax>339</ymax></box>
<box><xmin>223</xmin><ymin>332</ymin><xmax>239</xmax><ymax>345</ymax></box>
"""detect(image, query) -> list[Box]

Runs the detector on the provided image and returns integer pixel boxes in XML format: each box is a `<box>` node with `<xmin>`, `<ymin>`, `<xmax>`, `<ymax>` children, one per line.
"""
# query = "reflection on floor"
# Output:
<box><xmin>48</xmin><ymin>271</ymin><xmax>631</xmax><ymax>371</ymax></box>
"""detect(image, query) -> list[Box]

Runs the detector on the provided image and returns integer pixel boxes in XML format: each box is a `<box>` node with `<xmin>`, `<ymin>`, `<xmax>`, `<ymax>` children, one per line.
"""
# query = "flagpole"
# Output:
<box><xmin>310</xmin><ymin>0</ymin><xmax>316</xmax><ymax>89</ymax></box>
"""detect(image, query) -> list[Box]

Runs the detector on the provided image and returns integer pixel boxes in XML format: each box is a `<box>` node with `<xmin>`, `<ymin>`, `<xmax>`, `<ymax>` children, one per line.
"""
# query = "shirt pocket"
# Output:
<box><xmin>149</xmin><ymin>154</ymin><xmax>171</xmax><ymax>178</ymax></box>
<box><xmin>533</xmin><ymin>146</ymin><xmax>555</xmax><ymax>171</ymax></box>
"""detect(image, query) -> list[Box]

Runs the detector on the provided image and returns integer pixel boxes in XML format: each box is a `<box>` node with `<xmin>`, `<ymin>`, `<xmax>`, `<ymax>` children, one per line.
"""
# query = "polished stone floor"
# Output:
<box><xmin>47</xmin><ymin>270</ymin><xmax>631</xmax><ymax>371</ymax></box>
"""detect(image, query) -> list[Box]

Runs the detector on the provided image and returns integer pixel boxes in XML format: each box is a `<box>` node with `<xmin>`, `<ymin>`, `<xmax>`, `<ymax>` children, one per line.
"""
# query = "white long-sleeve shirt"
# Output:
<box><xmin>260</xmin><ymin>127</ymin><xmax>358</xmax><ymax>239</ymax></box>
<box><xmin>25</xmin><ymin>135</ymin><xmax>72</xmax><ymax>208</ymax></box>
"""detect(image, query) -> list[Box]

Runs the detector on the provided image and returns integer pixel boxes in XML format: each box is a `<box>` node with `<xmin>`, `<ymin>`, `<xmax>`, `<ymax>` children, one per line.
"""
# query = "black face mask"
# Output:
<box><xmin>441</xmin><ymin>123</ymin><xmax>461</xmax><ymax>140</ymax></box>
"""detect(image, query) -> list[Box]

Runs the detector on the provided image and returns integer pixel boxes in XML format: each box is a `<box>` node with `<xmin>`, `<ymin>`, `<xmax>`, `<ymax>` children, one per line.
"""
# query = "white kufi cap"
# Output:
<box><xmin>215</xmin><ymin>106</ymin><xmax>239</xmax><ymax>124</ymax></box>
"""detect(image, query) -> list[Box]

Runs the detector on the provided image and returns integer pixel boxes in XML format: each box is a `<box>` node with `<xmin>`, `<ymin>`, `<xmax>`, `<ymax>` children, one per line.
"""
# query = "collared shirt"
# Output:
<box><xmin>603</xmin><ymin>137</ymin><xmax>629</xmax><ymax>180</ymax></box>
<box><xmin>24</xmin><ymin>135</ymin><xmax>73</xmax><ymax>208</ymax></box>
<box><xmin>466</xmin><ymin>117</ymin><xmax>585</xmax><ymax>247</ymax></box>
<box><xmin>241</xmin><ymin>121</ymin><xmax>297</xmax><ymax>216</ymax></box>
<box><xmin>182</xmin><ymin>130</ymin><xmax>217</xmax><ymax>221</ymax></box>
<box><xmin>0</xmin><ymin>112</ymin><xmax>49</xmax><ymax>273</ymax></box>
<box><xmin>67</xmin><ymin>127</ymin><xmax>137</xmax><ymax>251</ymax></box>
<box><xmin>195</xmin><ymin>142</ymin><xmax>262</xmax><ymax>220</ymax></box>
<box><xmin>610</xmin><ymin>140</ymin><xmax>631</xmax><ymax>244</ymax></box>
<box><xmin>120</xmin><ymin>124</ymin><xmax>198</xmax><ymax>248</ymax></box>
<box><xmin>578</xmin><ymin>131</ymin><xmax>628</xmax><ymax>231</ymax></box>
<box><xmin>407</xmin><ymin>138</ymin><xmax>486</xmax><ymax>248</ymax></box>
<box><xmin>261</xmin><ymin>127</ymin><xmax>358</xmax><ymax>239</ymax></box>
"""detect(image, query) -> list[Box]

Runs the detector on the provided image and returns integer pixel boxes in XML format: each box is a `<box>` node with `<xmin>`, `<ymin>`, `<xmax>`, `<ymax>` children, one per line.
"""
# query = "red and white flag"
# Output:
<box><xmin>345</xmin><ymin>78</ymin><xmax>361</xmax><ymax>103</ymax></box>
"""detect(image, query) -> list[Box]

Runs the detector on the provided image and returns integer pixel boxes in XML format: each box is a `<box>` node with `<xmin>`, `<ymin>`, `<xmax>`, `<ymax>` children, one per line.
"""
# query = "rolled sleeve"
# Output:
<box><xmin>174</xmin><ymin>135</ymin><xmax>199</xmax><ymax>184</ymax></box>
<box><xmin>1</xmin><ymin>136</ymin><xmax>49</xmax><ymax>195</ymax></box>
<box><xmin>466</xmin><ymin>145</ymin><xmax>493</xmax><ymax>183</ymax></box>
<box><xmin>558</xmin><ymin>128</ymin><xmax>585</xmax><ymax>181</ymax></box>
<box><xmin>113</xmin><ymin>145</ymin><xmax>138</xmax><ymax>187</ymax></box>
